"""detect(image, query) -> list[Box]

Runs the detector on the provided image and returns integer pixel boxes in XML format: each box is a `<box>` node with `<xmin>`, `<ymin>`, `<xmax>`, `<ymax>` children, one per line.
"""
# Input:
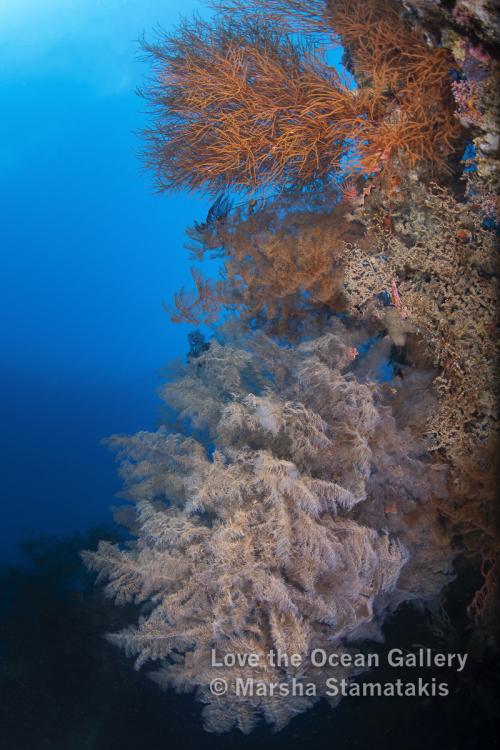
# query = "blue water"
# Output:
<box><xmin>0</xmin><ymin>0</ymin><xmax>211</xmax><ymax>561</ymax></box>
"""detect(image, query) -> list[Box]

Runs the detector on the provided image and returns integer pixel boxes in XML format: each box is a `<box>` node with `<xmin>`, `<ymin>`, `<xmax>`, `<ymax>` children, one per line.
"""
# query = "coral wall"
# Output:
<box><xmin>84</xmin><ymin>0</ymin><xmax>499</xmax><ymax>734</ymax></box>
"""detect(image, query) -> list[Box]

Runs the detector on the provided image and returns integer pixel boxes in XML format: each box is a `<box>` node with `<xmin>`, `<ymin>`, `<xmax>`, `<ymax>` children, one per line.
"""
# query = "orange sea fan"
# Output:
<box><xmin>142</xmin><ymin>17</ymin><xmax>364</xmax><ymax>193</ymax></box>
<box><xmin>209</xmin><ymin>0</ymin><xmax>463</xmax><ymax>187</ymax></box>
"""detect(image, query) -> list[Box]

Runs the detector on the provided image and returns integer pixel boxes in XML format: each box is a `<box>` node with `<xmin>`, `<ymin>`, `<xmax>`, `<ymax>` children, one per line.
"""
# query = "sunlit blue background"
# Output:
<box><xmin>0</xmin><ymin>0</ymin><xmax>213</xmax><ymax>560</ymax></box>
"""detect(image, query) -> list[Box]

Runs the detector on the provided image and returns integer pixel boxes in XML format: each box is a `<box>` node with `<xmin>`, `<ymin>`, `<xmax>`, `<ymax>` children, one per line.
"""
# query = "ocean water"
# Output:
<box><xmin>0</xmin><ymin>0</ymin><xmax>210</xmax><ymax>562</ymax></box>
<box><xmin>0</xmin><ymin>2</ymin><xmax>498</xmax><ymax>749</ymax></box>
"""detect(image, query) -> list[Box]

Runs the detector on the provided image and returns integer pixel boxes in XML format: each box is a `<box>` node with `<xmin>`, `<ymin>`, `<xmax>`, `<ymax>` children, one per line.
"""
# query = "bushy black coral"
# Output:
<box><xmin>83</xmin><ymin>320</ymin><xmax>450</xmax><ymax>733</ymax></box>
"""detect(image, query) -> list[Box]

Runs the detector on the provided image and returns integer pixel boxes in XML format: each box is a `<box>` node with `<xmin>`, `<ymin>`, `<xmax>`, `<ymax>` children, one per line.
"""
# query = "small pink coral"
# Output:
<box><xmin>390</xmin><ymin>277</ymin><xmax>409</xmax><ymax>319</ymax></box>
<box><xmin>346</xmin><ymin>346</ymin><xmax>358</xmax><ymax>362</ymax></box>
<box><xmin>467</xmin><ymin>43</ymin><xmax>492</xmax><ymax>64</ymax></box>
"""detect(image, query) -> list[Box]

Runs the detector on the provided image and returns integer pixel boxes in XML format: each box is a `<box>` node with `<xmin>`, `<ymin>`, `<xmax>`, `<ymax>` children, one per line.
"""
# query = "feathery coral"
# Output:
<box><xmin>141</xmin><ymin>1</ymin><xmax>462</xmax><ymax>193</ymax></box>
<box><xmin>83</xmin><ymin>322</ymin><xmax>450</xmax><ymax>732</ymax></box>
<box><xmin>173</xmin><ymin>191</ymin><xmax>368</xmax><ymax>333</ymax></box>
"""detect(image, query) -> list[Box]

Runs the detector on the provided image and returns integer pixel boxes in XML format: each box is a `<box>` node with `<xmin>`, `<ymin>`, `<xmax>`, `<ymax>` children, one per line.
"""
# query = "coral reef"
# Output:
<box><xmin>85</xmin><ymin>0</ymin><xmax>499</xmax><ymax>735</ymax></box>
<box><xmin>340</xmin><ymin>178</ymin><xmax>499</xmax><ymax>637</ymax></box>
<box><xmin>343</xmin><ymin>182</ymin><xmax>499</xmax><ymax>467</ymax></box>
<box><xmin>402</xmin><ymin>0</ymin><xmax>500</xmax><ymax>191</ymax></box>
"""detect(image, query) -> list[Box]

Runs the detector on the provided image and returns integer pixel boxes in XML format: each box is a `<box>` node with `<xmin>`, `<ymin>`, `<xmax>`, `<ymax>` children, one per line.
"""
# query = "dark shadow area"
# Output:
<box><xmin>0</xmin><ymin>529</ymin><xmax>498</xmax><ymax>750</ymax></box>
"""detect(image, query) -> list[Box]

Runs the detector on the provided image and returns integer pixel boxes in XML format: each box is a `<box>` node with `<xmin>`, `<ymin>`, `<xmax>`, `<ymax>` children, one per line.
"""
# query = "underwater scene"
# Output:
<box><xmin>1</xmin><ymin>1</ymin><xmax>499</xmax><ymax>748</ymax></box>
